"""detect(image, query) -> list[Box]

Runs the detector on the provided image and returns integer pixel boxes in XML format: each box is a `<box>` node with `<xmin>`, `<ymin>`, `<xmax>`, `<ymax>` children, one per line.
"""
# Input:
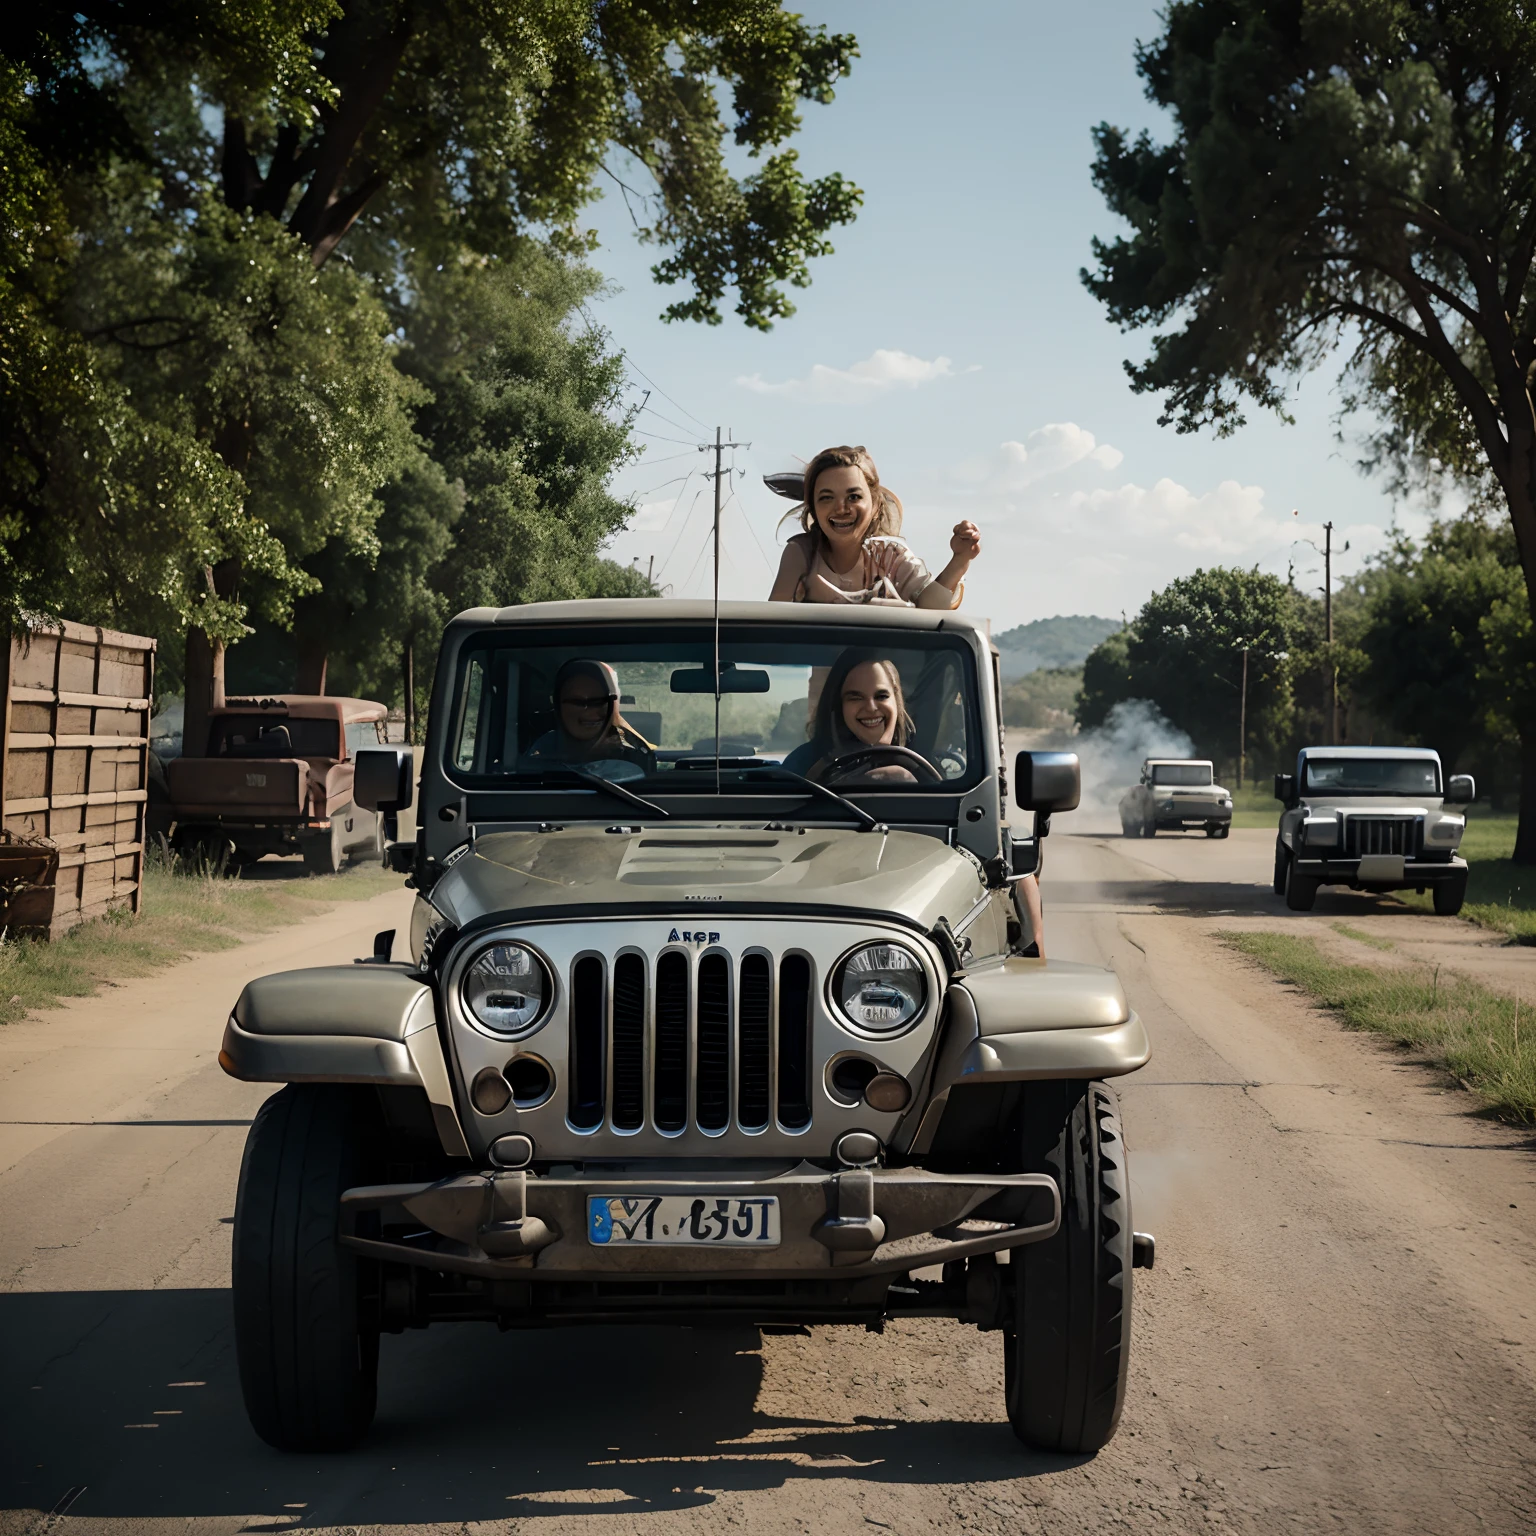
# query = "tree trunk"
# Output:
<box><xmin>295</xmin><ymin>646</ymin><xmax>328</xmax><ymax>696</ymax></box>
<box><xmin>1516</xmin><ymin>728</ymin><xmax>1536</xmax><ymax>867</ymax></box>
<box><xmin>182</xmin><ymin>560</ymin><xmax>239</xmax><ymax>756</ymax></box>
<box><xmin>402</xmin><ymin>638</ymin><xmax>415</xmax><ymax>744</ymax></box>
<box><xmin>181</xmin><ymin>627</ymin><xmax>224</xmax><ymax>759</ymax></box>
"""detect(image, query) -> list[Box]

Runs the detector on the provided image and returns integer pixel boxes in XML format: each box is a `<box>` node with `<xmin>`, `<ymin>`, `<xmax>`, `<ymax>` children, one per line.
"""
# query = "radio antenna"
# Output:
<box><xmin>703</xmin><ymin>425</ymin><xmax>750</xmax><ymax>794</ymax></box>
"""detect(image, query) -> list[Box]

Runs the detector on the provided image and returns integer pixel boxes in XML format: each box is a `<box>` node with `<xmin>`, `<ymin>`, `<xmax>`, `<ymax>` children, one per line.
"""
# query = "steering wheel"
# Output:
<box><xmin>936</xmin><ymin>748</ymin><xmax>967</xmax><ymax>779</ymax></box>
<box><xmin>812</xmin><ymin>744</ymin><xmax>945</xmax><ymax>786</ymax></box>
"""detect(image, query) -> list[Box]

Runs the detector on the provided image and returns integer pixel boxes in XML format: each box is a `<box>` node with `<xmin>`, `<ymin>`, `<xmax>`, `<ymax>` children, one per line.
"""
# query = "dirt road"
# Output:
<box><xmin>3</xmin><ymin>836</ymin><xmax>1534</xmax><ymax>1536</ymax></box>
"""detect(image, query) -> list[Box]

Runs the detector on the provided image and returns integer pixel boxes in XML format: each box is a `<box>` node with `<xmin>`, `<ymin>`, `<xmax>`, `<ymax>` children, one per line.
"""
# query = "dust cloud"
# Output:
<box><xmin>1074</xmin><ymin>700</ymin><xmax>1195</xmax><ymax>818</ymax></box>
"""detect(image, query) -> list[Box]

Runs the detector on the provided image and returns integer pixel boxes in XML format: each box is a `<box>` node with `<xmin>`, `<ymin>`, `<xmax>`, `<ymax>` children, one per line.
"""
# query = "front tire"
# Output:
<box><xmin>1005</xmin><ymin>1080</ymin><xmax>1133</xmax><ymax>1455</ymax></box>
<box><xmin>1284</xmin><ymin>855</ymin><xmax>1318</xmax><ymax>912</ymax></box>
<box><xmin>1433</xmin><ymin>875</ymin><xmax>1468</xmax><ymax>917</ymax></box>
<box><xmin>1273</xmin><ymin>840</ymin><xmax>1288</xmax><ymax>895</ymax></box>
<box><xmin>301</xmin><ymin>819</ymin><xmax>345</xmax><ymax>876</ymax></box>
<box><xmin>232</xmin><ymin>1085</ymin><xmax>380</xmax><ymax>1451</ymax></box>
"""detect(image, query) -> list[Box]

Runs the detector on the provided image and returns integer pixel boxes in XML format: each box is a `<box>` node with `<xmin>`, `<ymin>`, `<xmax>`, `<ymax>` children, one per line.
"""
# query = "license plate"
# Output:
<box><xmin>588</xmin><ymin>1194</ymin><xmax>780</xmax><ymax>1247</ymax></box>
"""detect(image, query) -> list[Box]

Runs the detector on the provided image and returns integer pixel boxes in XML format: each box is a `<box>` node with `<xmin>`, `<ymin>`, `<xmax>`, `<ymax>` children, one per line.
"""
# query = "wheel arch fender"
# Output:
<box><xmin>219</xmin><ymin>964</ymin><xmax>469</xmax><ymax>1158</ymax></box>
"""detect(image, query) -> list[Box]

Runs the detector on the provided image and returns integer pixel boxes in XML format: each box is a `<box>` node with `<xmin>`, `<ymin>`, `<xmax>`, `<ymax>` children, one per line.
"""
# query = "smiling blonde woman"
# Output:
<box><xmin>767</xmin><ymin>445</ymin><xmax>980</xmax><ymax>608</ymax></box>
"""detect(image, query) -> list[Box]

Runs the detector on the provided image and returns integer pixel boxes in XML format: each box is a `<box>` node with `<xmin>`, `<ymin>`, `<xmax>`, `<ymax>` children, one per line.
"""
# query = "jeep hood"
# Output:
<box><xmin>427</xmin><ymin>826</ymin><xmax>985</xmax><ymax>933</ymax></box>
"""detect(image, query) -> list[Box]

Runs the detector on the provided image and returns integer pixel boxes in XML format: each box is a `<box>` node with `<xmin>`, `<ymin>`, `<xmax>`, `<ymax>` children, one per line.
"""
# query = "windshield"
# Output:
<box><xmin>445</xmin><ymin>624</ymin><xmax>980</xmax><ymax>796</ymax></box>
<box><xmin>1302</xmin><ymin>757</ymin><xmax>1440</xmax><ymax>796</ymax></box>
<box><xmin>211</xmin><ymin>715</ymin><xmax>340</xmax><ymax>758</ymax></box>
<box><xmin>1151</xmin><ymin>763</ymin><xmax>1211</xmax><ymax>787</ymax></box>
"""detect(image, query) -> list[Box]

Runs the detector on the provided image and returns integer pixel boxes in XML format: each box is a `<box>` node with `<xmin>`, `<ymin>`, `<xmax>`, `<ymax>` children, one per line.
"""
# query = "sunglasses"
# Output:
<box><xmin>562</xmin><ymin>693</ymin><xmax>617</xmax><ymax>709</ymax></box>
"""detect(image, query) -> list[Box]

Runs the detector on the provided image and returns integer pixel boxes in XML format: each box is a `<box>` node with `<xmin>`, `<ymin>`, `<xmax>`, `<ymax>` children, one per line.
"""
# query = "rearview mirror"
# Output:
<box><xmin>670</xmin><ymin>663</ymin><xmax>771</xmax><ymax>694</ymax></box>
<box><xmin>1014</xmin><ymin>751</ymin><xmax>1080</xmax><ymax>813</ymax></box>
<box><xmin>1274</xmin><ymin>772</ymin><xmax>1296</xmax><ymax>803</ymax></box>
<box><xmin>354</xmin><ymin>747</ymin><xmax>414</xmax><ymax>812</ymax></box>
<box><xmin>1444</xmin><ymin>773</ymin><xmax>1475</xmax><ymax>804</ymax></box>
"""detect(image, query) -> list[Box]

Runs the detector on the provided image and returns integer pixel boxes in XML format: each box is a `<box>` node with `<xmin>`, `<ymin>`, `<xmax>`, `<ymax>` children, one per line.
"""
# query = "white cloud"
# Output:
<box><xmin>956</xmin><ymin>423</ymin><xmax>1124</xmax><ymax>492</ymax></box>
<box><xmin>737</xmin><ymin>348</ymin><xmax>966</xmax><ymax>402</ymax></box>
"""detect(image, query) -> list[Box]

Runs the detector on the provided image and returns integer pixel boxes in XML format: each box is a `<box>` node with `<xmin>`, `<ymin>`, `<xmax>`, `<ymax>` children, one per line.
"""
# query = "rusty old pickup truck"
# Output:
<box><xmin>166</xmin><ymin>695</ymin><xmax>389</xmax><ymax>873</ymax></box>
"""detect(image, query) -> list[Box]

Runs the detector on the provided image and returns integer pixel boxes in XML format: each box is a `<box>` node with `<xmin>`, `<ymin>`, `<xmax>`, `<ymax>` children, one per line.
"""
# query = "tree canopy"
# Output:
<box><xmin>4</xmin><ymin>1</ymin><xmax>862</xmax><ymax>735</ymax></box>
<box><xmin>1084</xmin><ymin>0</ymin><xmax>1536</xmax><ymax>854</ymax></box>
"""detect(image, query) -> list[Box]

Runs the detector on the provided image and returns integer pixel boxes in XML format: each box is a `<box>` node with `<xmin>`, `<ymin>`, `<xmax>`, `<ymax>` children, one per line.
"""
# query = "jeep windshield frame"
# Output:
<box><xmin>1301</xmin><ymin>757</ymin><xmax>1442</xmax><ymax>796</ymax></box>
<box><xmin>438</xmin><ymin>621</ymin><xmax>985</xmax><ymax>824</ymax></box>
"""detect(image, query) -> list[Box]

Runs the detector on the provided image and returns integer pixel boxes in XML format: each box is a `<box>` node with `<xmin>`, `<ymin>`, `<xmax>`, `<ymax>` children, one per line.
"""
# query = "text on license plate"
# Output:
<box><xmin>588</xmin><ymin>1194</ymin><xmax>780</xmax><ymax>1246</ymax></box>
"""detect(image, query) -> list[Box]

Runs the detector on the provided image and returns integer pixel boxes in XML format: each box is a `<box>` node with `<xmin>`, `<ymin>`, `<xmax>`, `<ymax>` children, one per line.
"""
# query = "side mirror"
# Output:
<box><xmin>1445</xmin><ymin>774</ymin><xmax>1475</xmax><ymax>804</ymax></box>
<box><xmin>1274</xmin><ymin>773</ymin><xmax>1295</xmax><ymax>803</ymax></box>
<box><xmin>1015</xmin><ymin>751</ymin><xmax>1081</xmax><ymax>813</ymax></box>
<box><xmin>355</xmin><ymin>747</ymin><xmax>414</xmax><ymax>812</ymax></box>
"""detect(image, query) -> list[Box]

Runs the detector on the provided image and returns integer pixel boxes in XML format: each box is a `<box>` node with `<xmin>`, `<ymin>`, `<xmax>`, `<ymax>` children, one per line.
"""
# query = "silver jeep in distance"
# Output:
<box><xmin>220</xmin><ymin>600</ymin><xmax>1152</xmax><ymax>1456</ymax></box>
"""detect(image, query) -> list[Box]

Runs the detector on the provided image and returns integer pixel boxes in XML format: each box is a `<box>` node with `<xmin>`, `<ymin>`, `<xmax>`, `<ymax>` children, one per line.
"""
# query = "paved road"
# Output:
<box><xmin>2</xmin><ymin>835</ymin><xmax>1534</xmax><ymax>1535</ymax></box>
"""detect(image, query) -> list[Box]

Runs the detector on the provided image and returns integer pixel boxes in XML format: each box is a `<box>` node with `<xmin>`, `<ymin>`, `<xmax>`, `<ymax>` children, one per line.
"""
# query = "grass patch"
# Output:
<box><xmin>1220</xmin><ymin>929</ymin><xmax>1536</xmax><ymax>1122</ymax></box>
<box><xmin>0</xmin><ymin>856</ymin><xmax>401</xmax><ymax>1029</ymax></box>
<box><xmin>1331</xmin><ymin>922</ymin><xmax>1395</xmax><ymax>951</ymax></box>
<box><xmin>1392</xmin><ymin>812</ymin><xmax>1536</xmax><ymax>942</ymax></box>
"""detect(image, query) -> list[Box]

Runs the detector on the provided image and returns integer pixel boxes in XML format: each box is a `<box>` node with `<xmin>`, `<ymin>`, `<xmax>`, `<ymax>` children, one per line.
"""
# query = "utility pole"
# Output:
<box><xmin>1323</xmin><ymin>519</ymin><xmax>1338</xmax><ymax>741</ymax></box>
<box><xmin>701</xmin><ymin>425</ymin><xmax>750</xmax><ymax>792</ymax></box>
<box><xmin>1239</xmin><ymin>645</ymin><xmax>1249</xmax><ymax>791</ymax></box>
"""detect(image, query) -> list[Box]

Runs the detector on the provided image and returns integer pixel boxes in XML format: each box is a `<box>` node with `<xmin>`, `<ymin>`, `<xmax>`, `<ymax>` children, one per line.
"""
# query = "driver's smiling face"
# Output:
<box><xmin>840</xmin><ymin>661</ymin><xmax>900</xmax><ymax>746</ymax></box>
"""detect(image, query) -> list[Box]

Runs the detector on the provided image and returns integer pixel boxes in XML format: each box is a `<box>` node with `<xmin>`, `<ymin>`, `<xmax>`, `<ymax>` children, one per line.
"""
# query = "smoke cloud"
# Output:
<box><xmin>1073</xmin><ymin>699</ymin><xmax>1195</xmax><ymax>819</ymax></box>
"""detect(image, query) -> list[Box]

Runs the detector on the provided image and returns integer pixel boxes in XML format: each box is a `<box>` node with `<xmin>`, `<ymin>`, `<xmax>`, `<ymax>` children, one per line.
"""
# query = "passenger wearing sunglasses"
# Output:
<box><xmin>521</xmin><ymin>659</ymin><xmax>655</xmax><ymax>780</ymax></box>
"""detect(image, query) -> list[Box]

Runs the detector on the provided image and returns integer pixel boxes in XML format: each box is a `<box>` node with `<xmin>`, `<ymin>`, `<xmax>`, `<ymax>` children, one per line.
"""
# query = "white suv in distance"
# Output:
<box><xmin>1274</xmin><ymin>746</ymin><xmax>1474</xmax><ymax>914</ymax></box>
<box><xmin>1119</xmin><ymin>759</ymin><xmax>1233</xmax><ymax>839</ymax></box>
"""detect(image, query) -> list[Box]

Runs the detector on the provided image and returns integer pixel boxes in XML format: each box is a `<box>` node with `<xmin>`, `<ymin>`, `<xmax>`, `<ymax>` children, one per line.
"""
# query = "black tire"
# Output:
<box><xmin>1216</xmin><ymin>825</ymin><xmax>1230</xmax><ymax>839</ymax></box>
<box><xmin>1273</xmin><ymin>840</ymin><xmax>1288</xmax><ymax>896</ymax></box>
<box><xmin>1283</xmin><ymin>855</ymin><xmax>1318</xmax><ymax>912</ymax></box>
<box><xmin>1005</xmin><ymin>1080</ymin><xmax>1132</xmax><ymax>1456</ymax></box>
<box><xmin>232</xmin><ymin>1085</ymin><xmax>380</xmax><ymax>1451</ymax></box>
<box><xmin>1433</xmin><ymin>876</ymin><xmax>1467</xmax><ymax>917</ymax></box>
<box><xmin>1204</xmin><ymin>826</ymin><xmax>1219</xmax><ymax>838</ymax></box>
<box><xmin>1142</xmin><ymin>819</ymin><xmax>1156</xmax><ymax>839</ymax></box>
<box><xmin>301</xmin><ymin>819</ymin><xmax>345</xmax><ymax>876</ymax></box>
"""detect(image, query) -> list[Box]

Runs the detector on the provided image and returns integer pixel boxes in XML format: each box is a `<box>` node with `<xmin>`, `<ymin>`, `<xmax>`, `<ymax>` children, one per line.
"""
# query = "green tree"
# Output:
<box><xmin>1353</xmin><ymin>515</ymin><xmax>1528</xmax><ymax>797</ymax></box>
<box><xmin>1076</xmin><ymin>627</ymin><xmax>1134</xmax><ymax>730</ymax></box>
<box><xmin>8</xmin><ymin>2</ymin><xmax>861</xmax><ymax>733</ymax></box>
<box><xmin>1126</xmin><ymin>569</ymin><xmax>1294</xmax><ymax>784</ymax></box>
<box><xmin>1085</xmin><ymin>0</ymin><xmax>1536</xmax><ymax>859</ymax></box>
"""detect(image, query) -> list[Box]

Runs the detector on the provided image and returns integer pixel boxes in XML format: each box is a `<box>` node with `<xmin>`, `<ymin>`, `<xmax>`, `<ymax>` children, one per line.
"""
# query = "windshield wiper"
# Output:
<box><xmin>742</xmin><ymin>767</ymin><xmax>880</xmax><ymax>832</ymax></box>
<box><xmin>530</xmin><ymin>767</ymin><xmax>670</xmax><ymax>819</ymax></box>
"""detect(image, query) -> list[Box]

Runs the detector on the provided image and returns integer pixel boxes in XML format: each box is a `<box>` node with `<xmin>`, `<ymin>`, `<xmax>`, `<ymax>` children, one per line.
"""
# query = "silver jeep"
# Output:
<box><xmin>219</xmin><ymin>600</ymin><xmax>1152</xmax><ymax>1456</ymax></box>
<box><xmin>1274</xmin><ymin>745</ymin><xmax>1474</xmax><ymax>913</ymax></box>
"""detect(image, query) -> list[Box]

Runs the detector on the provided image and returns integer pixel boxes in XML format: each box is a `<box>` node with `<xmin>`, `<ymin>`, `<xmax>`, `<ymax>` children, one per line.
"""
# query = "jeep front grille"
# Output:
<box><xmin>1343</xmin><ymin>816</ymin><xmax>1423</xmax><ymax>857</ymax></box>
<box><xmin>565</xmin><ymin>950</ymin><xmax>814</xmax><ymax>1136</ymax></box>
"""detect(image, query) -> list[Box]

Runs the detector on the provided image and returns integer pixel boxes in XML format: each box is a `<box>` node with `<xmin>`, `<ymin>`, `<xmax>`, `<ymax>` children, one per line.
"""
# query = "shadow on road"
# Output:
<box><xmin>2</xmin><ymin>1291</ymin><xmax>1082</xmax><ymax>1524</ymax></box>
<box><xmin>1047</xmin><ymin>876</ymin><xmax>1422</xmax><ymax>920</ymax></box>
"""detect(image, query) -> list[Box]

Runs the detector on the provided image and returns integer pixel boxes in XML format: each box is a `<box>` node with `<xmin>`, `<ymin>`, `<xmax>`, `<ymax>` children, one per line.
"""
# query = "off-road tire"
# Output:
<box><xmin>1005</xmin><ymin>1080</ymin><xmax>1132</xmax><ymax>1456</ymax></box>
<box><xmin>1273</xmin><ymin>840</ymin><xmax>1288</xmax><ymax>896</ymax></box>
<box><xmin>1283</xmin><ymin>855</ymin><xmax>1318</xmax><ymax>912</ymax></box>
<box><xmin>1204</xmin><ymin>826</ymin><xmax>1219</xmax><ymax>838</ymax></box>
<box><xmin>1216</xmin><ymin>825</ymin><xmax>1230</xmax><ymax>839</ymax></box>
<box><xmin>1141</xmin><ymin>819</ymin><xmax>1156</xmax><ymax>839</ymax></box>
<box><xmin>301</xmin><ymin>819</ymin><xmax>345</xmax><ymax>876</ymax></box>
<box><xmin>232</xmin><ymin>1084</ymin><xmax>380</xmax><ymax>1451</ymax></box>
<box><xmin>1433</xmin><ymin>876</ymin><xmax>1468</xmax><ymax>917</ymax></box>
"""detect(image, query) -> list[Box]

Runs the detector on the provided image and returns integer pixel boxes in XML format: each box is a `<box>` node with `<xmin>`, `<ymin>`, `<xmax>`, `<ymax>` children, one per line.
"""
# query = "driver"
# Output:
<box><xmin>521</xmin><ymin>659</ymin><xmax>655</xmax><ymax>779</ymax></box>
<box><xmin>783</xmin><ymin>652</ymin><xmax>926</xmax><ymax>784</ymax></box>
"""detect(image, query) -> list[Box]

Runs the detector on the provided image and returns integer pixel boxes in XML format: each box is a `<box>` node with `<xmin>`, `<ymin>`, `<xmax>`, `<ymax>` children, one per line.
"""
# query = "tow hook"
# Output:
<box><xmin>1132</xmin><ymin>1231</ymin><xmax>1156</xmax><ymax>1270</ymax></box>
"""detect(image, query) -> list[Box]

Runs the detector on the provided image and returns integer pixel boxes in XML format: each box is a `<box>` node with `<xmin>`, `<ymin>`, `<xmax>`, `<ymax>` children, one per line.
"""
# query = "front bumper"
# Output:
<box><xmin>1294</xmin><ymin>852</ymin><xmax>1466</xmax><ymax>886</ymax></box>
<box><xmin>1155</xmin><ymin>803</ymin><xmax>1232</xmax><ymax>827</ymax></box>
<box><xmin>340</xmin><ymin>1162</ymin><xmax>1060</xmax><ymax>1283</ymax></box>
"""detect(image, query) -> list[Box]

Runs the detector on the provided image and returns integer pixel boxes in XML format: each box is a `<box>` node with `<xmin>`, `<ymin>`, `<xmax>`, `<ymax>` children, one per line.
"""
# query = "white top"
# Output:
<box><xmin>775</xmin><ymin>534</ymin><xmax>961</xmax><ymax>609</ymax></box>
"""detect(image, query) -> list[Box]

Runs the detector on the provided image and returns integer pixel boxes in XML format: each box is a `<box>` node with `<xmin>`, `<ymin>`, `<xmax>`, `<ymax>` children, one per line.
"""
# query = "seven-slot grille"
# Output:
<box><xmin>567</xmin><ymin>950</ymin><xmax>814</xmax><ymax>1135</ymax></box>
<box><xmin>1342</xmin><ymin>815</ymin><xmax>1423</xmax><ymax>857</ymax></box>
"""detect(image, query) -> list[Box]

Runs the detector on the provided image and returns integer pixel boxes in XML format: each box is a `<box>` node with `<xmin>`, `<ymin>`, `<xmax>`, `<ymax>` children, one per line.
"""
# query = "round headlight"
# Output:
<box><xmin>834</xmin><ymin>943</ymin><xmax>926</xmax><ymax>1034</ymax></box>
<box><xmin>461</xmin><ymin>942</ymin><xmax>549</xmax><ymax>1036</ymax></box>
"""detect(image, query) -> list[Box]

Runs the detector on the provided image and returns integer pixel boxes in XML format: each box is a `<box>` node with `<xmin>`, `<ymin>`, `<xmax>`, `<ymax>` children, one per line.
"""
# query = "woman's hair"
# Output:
<box><xmin>780</xmin><ymin>445</ymin><xmax>904</xmax><ymax>543</ymax></box>
<box><xmin>553</xmin><ymin>658</ymin><xmax>652</xmax><ymax>752</ymax></box>
<box><xmin>810</xmin><ymin>651</ymin><xmax>914</xmax><ymax>756</ymax></box>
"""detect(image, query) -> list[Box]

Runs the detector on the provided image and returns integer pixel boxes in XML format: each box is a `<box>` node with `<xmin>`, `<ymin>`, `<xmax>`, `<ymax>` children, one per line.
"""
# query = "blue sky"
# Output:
<box><xmin>586</xmin><ymin>0</ymin><xmax>1426</xmax><ymax>628</ymax></box>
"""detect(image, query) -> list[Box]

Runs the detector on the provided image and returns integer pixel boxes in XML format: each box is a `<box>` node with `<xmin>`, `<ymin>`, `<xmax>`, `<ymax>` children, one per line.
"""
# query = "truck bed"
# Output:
<box><xmin>166</xmin><ymin>757</ymin><xmax>306</xmax><ymax>819</ymax></box>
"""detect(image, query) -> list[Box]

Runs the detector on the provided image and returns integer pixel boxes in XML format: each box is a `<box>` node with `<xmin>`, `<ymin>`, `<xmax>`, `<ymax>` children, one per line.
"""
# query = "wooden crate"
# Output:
<box><xmin>1</xmin><ymin>618</ymin><xmax>156</xmax><ymax>937</ymax></box>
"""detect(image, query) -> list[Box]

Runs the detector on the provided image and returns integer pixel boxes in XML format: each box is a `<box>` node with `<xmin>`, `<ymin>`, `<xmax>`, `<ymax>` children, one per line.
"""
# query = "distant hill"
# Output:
<box><xmin>994</xmin><ymin>615</ymin><xmax>1122</xmax><ymax>679</ymax></box>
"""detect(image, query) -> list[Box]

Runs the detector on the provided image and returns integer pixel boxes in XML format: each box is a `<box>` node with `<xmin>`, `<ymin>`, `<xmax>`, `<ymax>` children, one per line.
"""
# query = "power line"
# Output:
<box><xmin>629</xmin><ymin>471</ymin><xmax>692</xmax><ymax>501</ymax></box>
<box><xmin>630</xmin><ymin>428</ymin><xmax>700</xmax><ymax>447</ymax></box>
<box><xmin>639</xmin><ymin>403</ymin><xmax>706</xmax><ymax>438</ymax></box>
<box><xmin>624</xmin><ymin>359</ymin><xmax>711</xmax><ymax>432</ymax></box>
<box><xmin>655</xmin><ymin>483</ymin><xmax>708</xmax><ymax>580</ymax></box>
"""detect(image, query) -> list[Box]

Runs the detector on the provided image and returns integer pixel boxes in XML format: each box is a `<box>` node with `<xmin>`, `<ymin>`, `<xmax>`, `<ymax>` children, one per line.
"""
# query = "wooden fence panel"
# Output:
<box><xmin>1</xmin><ymin>619</ymin><xmax>156</xmax><ymax>937</ymax></box>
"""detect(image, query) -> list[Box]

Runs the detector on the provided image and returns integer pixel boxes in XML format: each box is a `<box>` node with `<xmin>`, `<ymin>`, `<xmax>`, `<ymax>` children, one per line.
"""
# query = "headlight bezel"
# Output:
<box><xmin>457</xmin><ymin>939</ymin><xmax>554</xmax><ymax>1039</ymax></box>
<box><xmin>830</xmin><ymin>939</ymin><xmax>929</xmax><ymax>1038</ymax></box>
